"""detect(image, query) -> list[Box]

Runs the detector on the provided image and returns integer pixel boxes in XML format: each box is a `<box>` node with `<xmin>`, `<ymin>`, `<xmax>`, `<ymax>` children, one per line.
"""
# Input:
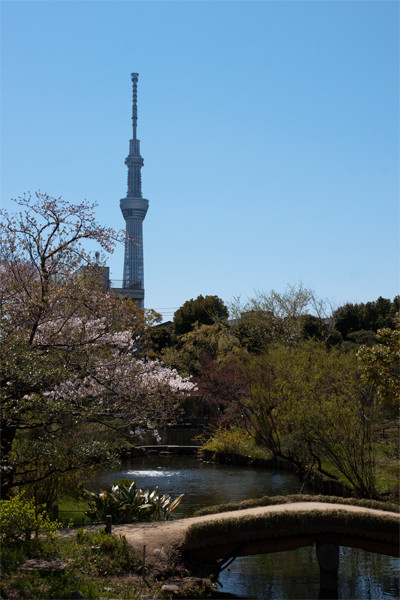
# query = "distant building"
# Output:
<box><xmin>114</xmin><ymin>73</ymin><xmax>149</xmax><ymax>308</ymax></box>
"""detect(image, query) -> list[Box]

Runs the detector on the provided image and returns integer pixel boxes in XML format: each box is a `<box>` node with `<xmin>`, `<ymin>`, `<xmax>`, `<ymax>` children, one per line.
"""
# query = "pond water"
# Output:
<box><xmin>93</xmin><ymin>454</ymin><xmax>399</xmax><ymax>600</ymax></box>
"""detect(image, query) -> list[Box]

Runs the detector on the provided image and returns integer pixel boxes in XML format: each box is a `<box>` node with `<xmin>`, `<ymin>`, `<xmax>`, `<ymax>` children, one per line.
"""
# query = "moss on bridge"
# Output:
<box><xmin>193</xmin><ymin>493</ymin><xmax>399</xmax><ymax>518</ymax></box>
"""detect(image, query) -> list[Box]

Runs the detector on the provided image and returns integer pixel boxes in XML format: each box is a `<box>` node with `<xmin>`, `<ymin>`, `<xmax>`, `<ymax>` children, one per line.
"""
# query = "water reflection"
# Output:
<box><xmin>220</xmin><ymin>548</ymin><xmax>320</xmax><ymax>599</ymax></box>
<box><xmin>92</xmin><ymin>454</ymin><xmax>399</xmax><ymax>599</ymax></box>
<box><xmin>339</xmin><ymin>548</ymin><xmax>399</xmax><ymax>600</ymax></box>
<box><xmin>218</xmin><ymin>547</ymin><xmax>399</xmax><ymax>600</ymax></box>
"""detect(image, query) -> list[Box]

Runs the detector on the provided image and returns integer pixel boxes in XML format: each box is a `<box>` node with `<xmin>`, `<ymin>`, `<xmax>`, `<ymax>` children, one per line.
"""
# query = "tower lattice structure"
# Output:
<box><xmin>120</xmin><ymin>73</ymin><xmax>149</xmax><ymax>308</ymax></box>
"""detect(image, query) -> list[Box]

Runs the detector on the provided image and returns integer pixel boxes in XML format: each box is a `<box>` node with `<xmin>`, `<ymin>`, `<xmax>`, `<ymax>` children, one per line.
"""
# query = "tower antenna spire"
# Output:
<box><xmin>131</xmin><ymin>72</ymin><xmax>139</xmax><ymax>141</ymax></box>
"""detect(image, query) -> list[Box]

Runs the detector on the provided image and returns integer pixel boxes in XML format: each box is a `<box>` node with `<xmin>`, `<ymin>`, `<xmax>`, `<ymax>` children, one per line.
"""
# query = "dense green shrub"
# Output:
<box><xmin>0</xmin><ymin>493</ymin><xmax>59</xmax><ymax>543</ymax></box>
<box><xmin>201</xmin><ymin>425</ymin><xmax>270</xmax><ymax>458</ymax></box>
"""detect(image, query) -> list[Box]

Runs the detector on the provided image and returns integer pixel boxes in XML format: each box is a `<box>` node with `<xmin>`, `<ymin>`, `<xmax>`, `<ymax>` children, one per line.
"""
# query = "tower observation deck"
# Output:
<box><xmin>119</xmin><ymin>73</ymin><xmax>149</xmax><ymax>308</ymax></box>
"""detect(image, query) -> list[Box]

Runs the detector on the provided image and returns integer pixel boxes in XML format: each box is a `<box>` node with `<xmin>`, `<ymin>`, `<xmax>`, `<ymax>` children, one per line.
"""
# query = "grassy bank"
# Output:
<box><xmin>1</xmin><ymin>528</ymin><xmax>152</xmax><ymax>599</ymax></box>
<box><xmin>1</xmin><ymin>527</ymin><xmax>221</xmax><ymax>600</ymax></box>
<box><xmin>54</xmin><ymin>495</ymin><xmax>93</xmax><ymax>527</ymax></box>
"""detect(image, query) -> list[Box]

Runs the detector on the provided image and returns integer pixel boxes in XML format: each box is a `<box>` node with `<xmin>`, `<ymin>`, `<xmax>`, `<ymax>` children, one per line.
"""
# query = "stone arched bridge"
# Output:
<box><xmin>113</xmin><ymin>500</ymin><xmax>399</xmax><ymax>595</ymax></box>
<box><xmin>113</xmin><ymin>502</ymin><xmax>399</xmax><ymax>558</ymax></box>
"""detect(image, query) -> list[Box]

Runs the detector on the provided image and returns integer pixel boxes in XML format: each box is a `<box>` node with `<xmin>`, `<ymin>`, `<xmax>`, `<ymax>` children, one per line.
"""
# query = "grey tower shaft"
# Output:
<box><xmin>120</xmin><ymin>73</ymin><xmax>149</xmax><ymax>308</ymax></box>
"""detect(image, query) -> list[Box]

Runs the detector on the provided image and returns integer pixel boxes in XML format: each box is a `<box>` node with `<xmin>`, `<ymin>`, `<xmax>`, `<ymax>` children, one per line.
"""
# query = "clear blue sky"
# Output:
<box><xmin>1</xmin><ymin>0</ymin><xmax>398</xmax><ymax>321</ymax></box>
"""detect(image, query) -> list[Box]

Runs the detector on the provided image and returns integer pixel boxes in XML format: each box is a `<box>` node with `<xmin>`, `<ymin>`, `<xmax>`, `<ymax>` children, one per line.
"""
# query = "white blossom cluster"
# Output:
<box><xmin>41</xmin><ymin>355</ymin><xmax>195</xmax><ymax>400</ymax></box>
<box><xmin>33</xmin><ymin>333</ymin><xmax>196</xmax><ymax>429</ymax></box>
<box><xmin>136</xmin><ymin>360</ymin><xmax>196</xmax><ymax>393</ymax></box>
<box><xmin>33</xmin><ymin>317</ymin><xmax>138</xmax><ymax>351</ymax></box>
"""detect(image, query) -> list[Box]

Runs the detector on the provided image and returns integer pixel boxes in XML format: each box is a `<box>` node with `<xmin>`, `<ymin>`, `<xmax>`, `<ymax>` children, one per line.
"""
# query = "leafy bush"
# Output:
<box><xmin>201</xmin><ymin>425</ymin><xmax>269</xmax><ymax>458</ymax></box>
<box><xmin>82</xmin><ymin>481</ymin><xmax>183</xmax><ymax>523</ymax></box>
<box><xmin>0</xmin><ymin>493</ymin><xmax>59</xmax><ymax>543</ymax></box>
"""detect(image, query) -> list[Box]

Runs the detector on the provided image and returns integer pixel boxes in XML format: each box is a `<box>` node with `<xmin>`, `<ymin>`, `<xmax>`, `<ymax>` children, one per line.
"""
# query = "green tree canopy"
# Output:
<box><xmin>332</xmin><ymin>296</ymin><xmax>399</xmax><ymax>340</ymax></box>
<box><xmin>357</xmin><ymin>328</ymin><xmax>400</xmax><ymax>416</ymax></box>
<box><xmin>162</xmin><ymin>323</ymin><xmax>241</xmax><ymax>376</ymax></box>
<box><xmin>173</xmin><ymin>294</ymin><xmax>229</xmax><ymax>336</ymax></box>
<box><xmin>229</xmin><ymin>283</ymin><xmax>332</xmax><ymax>352</ymax></box>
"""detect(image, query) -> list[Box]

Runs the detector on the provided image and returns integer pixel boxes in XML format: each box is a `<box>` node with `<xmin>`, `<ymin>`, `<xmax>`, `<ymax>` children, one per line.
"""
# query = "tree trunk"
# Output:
<box><xmin>0</xmin><ymin>421</ymin><xmax>17</xmax><ymax>499</ymax></box>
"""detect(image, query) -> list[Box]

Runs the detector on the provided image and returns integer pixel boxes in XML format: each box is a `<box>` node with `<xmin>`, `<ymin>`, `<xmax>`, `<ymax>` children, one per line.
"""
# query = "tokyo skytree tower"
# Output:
<box><xmin>120</xmin><ymin>73</ymin><xmax>149</xmax><ymax>308</ymax></box>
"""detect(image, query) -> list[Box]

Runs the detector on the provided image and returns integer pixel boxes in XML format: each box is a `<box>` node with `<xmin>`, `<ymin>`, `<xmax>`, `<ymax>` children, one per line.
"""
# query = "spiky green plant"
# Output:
<box><xmin>82</xmin><ymin>481</ymin><xmax>183</xmax><ymax>524</ymax></box>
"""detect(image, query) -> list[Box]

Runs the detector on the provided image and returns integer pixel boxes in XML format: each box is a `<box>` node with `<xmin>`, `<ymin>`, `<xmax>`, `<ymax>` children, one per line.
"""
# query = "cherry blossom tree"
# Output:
<box><xmin>1</xmin><ymin>193</ymin><xmax>195</xmax><ymax>499</ymax></box>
